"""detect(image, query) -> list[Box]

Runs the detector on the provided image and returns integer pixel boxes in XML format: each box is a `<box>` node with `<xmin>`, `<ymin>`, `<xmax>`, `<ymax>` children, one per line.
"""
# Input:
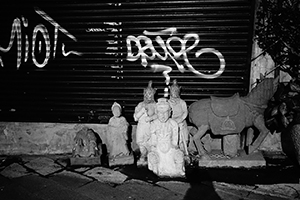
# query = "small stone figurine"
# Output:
<box><xmin>107</xmin><ymin>102</ymin><xmax>130</xmax><ymax>159</ymax></box>
<box><xmin>148</xmin><ymin>98</ymin><xmax>185</xmax><ymax>177</ymax></box>
<box><xmin>169</xmin><ymin>79</ymin><xmax>189</xmax><ymax>155</ymax></box>
<box><xmin>71</xmin><ymin>127</ymin><xmax>102</xmax><ymax>166</ymax></box>
<box><xmin>73</xmin><ymin>127</ymin><xmax>100</xmax><ymax>158</ymax></box>
<box><xmin>134</xmin><ymin>81</ymin><xmax>157</xmax><ymax>166</ymax></box>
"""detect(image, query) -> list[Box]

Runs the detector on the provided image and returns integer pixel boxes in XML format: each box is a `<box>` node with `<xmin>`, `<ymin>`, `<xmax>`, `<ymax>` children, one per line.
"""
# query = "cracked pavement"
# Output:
<box><xmin>0</xmin><ymin>154</ymin><xmax>299</xmax><ymax>200</ymax></box>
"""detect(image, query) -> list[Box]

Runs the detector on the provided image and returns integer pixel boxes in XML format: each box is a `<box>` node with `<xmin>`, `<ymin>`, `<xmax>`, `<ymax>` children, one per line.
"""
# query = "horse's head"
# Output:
<box><xmin>246</xmin><ymin>75</ymin><xmax>279</xmax><ymax>106</ymax></box>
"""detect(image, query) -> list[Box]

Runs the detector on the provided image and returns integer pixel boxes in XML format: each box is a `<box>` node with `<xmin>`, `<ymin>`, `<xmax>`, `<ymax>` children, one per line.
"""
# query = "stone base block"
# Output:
<box><xmin>198</xmin><ymin>149</ymin><xmax>266</xmax><ymax>168</ymax></box>
<box><xmin>70</xmin><ymin>156</ymin><xmax>101</xmax><ymax>166</ymax></box>
<box><xmin>109</xmin><ymin>154</ymin><xmax>134</xmax><ymax>167</ymax></box>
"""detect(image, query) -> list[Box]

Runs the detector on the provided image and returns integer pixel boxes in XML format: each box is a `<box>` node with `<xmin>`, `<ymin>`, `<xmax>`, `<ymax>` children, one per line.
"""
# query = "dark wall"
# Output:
<box><xmin>0</xmin><ymin>0</ymin><xmax>255</xmax><ymax>123</ymax></box>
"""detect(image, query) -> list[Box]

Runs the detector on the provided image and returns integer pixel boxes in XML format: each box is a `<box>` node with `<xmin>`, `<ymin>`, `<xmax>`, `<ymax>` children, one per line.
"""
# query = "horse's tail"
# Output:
<box><xmin>188</xmin><ymin>98</ymin><xmax>211</xmax><ymax>127</ymax></box>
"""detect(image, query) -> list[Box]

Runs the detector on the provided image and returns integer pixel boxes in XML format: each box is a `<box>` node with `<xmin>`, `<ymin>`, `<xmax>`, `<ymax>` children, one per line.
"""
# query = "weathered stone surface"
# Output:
<box><xmin>70</xmin><ymin>156</ymin><xmax>101</xmax><ymax>166</ymax></box>
<box><xmin>156</xmin><ymin>181</ymin><xmax>190</xmax><ymax>196</ymax></box>
<box><xmin>0</xmin><ymin>121</ymin><xmax>284</xmax><ymax>158</ymax></box>
<box><xmin>117</xmin><ymin>179</ymin><xmax>184</xmax><ymax>200</ymax></box>
<box><xmin>50</xmin><ymin>170</ymin><xmax>92</xmax><ymax>189</ymax></box>
<box><xmin>24</xmin><ymin>157</ymin><xmax>62</xmax><ymax>176</ymax></box>
<box><xmin>84</xmin><ymin>166</ymin><xmax>128</xmax><ymax>184</ymax></box>
<box><xmin>256</xmin><ymin>183</ymin><xmax>300</xmax><ymax>199</ymax></box>
<box><xmin>0</xmin><ymin>163</ymin><xmax>31</xmax><ymax>178</ymax></box>
<box><xmin>198</xmin><ymin>149</ymin><xmax>266</xmax><ymax>168</ymax></box>
<box><xmin>215</xmin><ymin>182</ymin><xmax>300</xmax><ymax>200</ymax></box>
<box><xmin>77</xmin><ymin>181</ymin><xmax>128</xmax><ymax>200</ymax></box>
<box><xmin>73</xmin><ymin>167</ymin><xmax>91</xmax><ymax>172</ymax></box>
<box><xmin>109</xmin><ymin>154</ymin><xmax>134</xmax><ymax>167</ymax></box>
<box><xmin>0</xmin><ymin>122</ymin><xmax>109</xmax><ymax>155</ymax></box>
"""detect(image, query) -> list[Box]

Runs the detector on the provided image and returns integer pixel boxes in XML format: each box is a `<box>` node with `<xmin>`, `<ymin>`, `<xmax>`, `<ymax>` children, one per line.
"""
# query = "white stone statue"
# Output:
<box><xmin>133</xmin><ymin>81</ymin><xmax>157</xmax><ymax>166</ymax></box>
<box><xmin>107</xmin><ymin>102</ymin><xmax>130</xmax><ymax>159</ymax></box>
<box><xmin>169</xmin><ymin>79</ymin><xmax>189</xmax><ymax>155</ymax></box>
<box><xmin>148</xmin><ymin>98</ymin><xmax>185</xmax><ymax>177</ymax></box>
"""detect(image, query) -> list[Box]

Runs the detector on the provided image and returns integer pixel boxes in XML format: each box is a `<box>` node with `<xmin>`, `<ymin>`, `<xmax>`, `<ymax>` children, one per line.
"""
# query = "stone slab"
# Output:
<box><xmin>83</xmin><ymin>166</ymin><xmax>128</xmax><ymax>184</ymax></box>
<box><xmin>198</xmin><ymin>149</ymin><xmax>266</xmax><ymax>168</ymax></box>
<box><xmin>109</xmin><ymin>154</ymin><xmax>134</xmax><ymax>167</ymax></box>
<box><xmin>50</xmin><ymin>170</ymin><xmax>92</xmax><ymax>189</ymax></box>
<box><xmin>0</xmin><ymin>163</ymin><xmax>32</xmax><ymax>178</ymax></box>
<box><xmin>70</xmin><ymin>156</ymin><xmax>101</xmax><ymax>166</ymax></box>
<box><xmin>24</xmin><ymin>157</ymin><xmax>63</xmax><ymax>176</ymax></box>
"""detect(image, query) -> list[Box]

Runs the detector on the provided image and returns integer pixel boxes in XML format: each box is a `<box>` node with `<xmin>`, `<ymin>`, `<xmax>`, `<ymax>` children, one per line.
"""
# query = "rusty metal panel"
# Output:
<box><xmin>0</xmin><ymin>0</ymin><xmax>255</xmax><ymax>123</ymax></box>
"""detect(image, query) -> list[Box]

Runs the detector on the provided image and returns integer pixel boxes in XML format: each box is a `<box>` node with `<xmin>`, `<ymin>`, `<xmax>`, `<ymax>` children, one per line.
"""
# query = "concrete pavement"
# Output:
<box><xmin>0</xmin><ymin>154</ymin><xmax>299</xmax><ymax>200</ymax></box>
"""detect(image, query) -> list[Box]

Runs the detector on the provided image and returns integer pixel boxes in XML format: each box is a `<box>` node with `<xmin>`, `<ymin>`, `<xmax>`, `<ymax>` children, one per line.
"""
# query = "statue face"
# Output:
<box><xmin>170</xmin><ymin>88</ymin><xmax>180</xmax><ymax>98</ymax></box>
<box><xmin>112</xmin><ymin>106</ymin><xmax>121</xmax><ymax>117</ymax></box>
<box><xmin>157</xmin><ymin>109</ymin><xmax>170</xmax><ymax>123</ymax></box>
<box><xmin>144</xmin><ymin>89</ymin><xmax>155</xmax><ymax>103</ymax></box>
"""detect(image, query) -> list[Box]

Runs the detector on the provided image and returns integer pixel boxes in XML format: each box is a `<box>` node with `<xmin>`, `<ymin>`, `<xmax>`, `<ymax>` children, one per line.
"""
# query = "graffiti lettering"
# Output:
<box><xmin>126</xmin><ymin>27</ymin><xmax>226</xmax><ymax>81</ymax></box>
<box><xmin>0</xmin><ymin>7</ymin><xmax>82</xmax><ymax>69</ymax></box>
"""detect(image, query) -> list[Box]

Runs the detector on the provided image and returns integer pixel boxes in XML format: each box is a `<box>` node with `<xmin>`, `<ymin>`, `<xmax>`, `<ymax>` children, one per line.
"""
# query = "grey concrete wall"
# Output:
<box><xmin>0</xmin><ymin>122</ymin><xmax>281</xmax><ymax>155</ymax></box>
<box><xmin>0</xmin><ymin>122</ymin><xmax>110</xmax><ymax>155</ymax></box>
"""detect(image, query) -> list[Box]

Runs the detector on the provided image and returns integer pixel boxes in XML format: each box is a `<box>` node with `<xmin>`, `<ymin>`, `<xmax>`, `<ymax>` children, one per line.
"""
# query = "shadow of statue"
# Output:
<box><xmin>183</xmin><ymin>166</ymin><xmax>221</xmax><ymax>200</ymax></box>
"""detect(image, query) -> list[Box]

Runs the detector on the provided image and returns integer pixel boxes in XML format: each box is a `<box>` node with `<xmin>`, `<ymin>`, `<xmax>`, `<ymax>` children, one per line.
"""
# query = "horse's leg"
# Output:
<box><xmin>248</xmin><ymin>114</ymin><xmax>270</xmax><ymax>154</ymax></box>
<box><xmin>190</xmin><ymin>125</ymin><xmax>209</xmax><ymax>156</ymax></box>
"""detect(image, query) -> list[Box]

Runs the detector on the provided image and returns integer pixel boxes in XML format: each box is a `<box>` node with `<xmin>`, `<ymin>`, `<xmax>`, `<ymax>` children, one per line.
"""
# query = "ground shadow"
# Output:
<box><xmin>183</xmin><ymin>164</ymin><xmax>222</xmax><ymax>200</ymax></box>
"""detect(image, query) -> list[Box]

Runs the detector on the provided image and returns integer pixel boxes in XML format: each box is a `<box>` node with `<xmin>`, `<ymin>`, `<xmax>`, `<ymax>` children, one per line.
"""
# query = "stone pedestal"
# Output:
<box><xmin>70</xmin><ymin>156</ymin><xmax>101</xmax><ymax>166</ymax></box>
<box><xmin>109</xmin><ymin>154</ymin><xmax>134</xmax><ymax>167</ymax></box>
<box><xmin>198</xmin><ymin>149</ymin><xmax>266</xmax><ymax>168</ymax></box>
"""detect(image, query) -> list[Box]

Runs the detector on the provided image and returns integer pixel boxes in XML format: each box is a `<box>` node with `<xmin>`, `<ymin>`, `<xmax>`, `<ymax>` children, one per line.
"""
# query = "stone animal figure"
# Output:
<box><xmin>189</xmin><ymin>76</ymin><xmax>279</xmax><ymax>158</ymax></box>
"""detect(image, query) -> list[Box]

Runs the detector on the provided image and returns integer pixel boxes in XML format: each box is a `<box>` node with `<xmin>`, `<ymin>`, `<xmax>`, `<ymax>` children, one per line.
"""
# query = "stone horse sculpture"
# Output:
<box><xmin>189</xmin><ymin>76</ymin><xmax>279</xmax><ymax>158</ymax></box>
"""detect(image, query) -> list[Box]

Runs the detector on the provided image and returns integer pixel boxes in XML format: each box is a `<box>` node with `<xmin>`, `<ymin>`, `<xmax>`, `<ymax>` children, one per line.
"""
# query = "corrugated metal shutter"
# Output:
<box><xmin>0</xmin><ymin>0</ymin><xmax>255</xmax><ymax>123</ymax></box>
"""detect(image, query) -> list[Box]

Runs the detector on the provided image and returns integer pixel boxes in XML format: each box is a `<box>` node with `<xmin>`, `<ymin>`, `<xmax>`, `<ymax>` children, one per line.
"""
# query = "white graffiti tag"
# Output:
<box><xmin>0</xmin><ymin>7</ymin><xmax>82</xmax><ymax>69</ymax></box>
<box><xmin>126</xmin><ymin>27</ymin><xmax>226</xmax><ymax>81</ymax></box>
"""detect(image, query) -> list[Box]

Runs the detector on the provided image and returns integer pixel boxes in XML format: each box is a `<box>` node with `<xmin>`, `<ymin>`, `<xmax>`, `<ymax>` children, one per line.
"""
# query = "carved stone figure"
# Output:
<box><xmin>107</xmin><ymin>102</ymin><xmax>130</xmax><ymax>159</ymax></box>
<box><xmin>72</xmin><ymin>127</ymin><xmax>100</xmax><ymax>157</ymax></box>
<box><xmin>189</xmin><ymin>76</ymin><xmax>279</xmax><ymax>158</ymax></box>
<box><xmin>169</xmin><ymin>79</ymin><xmax>189</xmax><ymax>155</ymax></box>
<box><xmin>134</xmin><ymin>81</ymin><xmax>157</xmax><ymax>166</ymax></box>
<box><xmin>148</xmin><ymin>98</ymin><xmax>185</xmax><ymax>177</ymax></box>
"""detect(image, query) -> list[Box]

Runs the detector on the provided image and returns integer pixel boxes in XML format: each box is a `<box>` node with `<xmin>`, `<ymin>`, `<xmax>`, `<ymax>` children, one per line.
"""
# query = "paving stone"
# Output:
<box><xmin>176</xmin><ymin>181</ymin><xmax>222</xmax><ymax>200</ymax></box>
<box><xmin>49</xmin><ymin>170</ymin><xmax>93</xmax><ymax>189</ymax></box>
<box><xmin>0</xmin><ymin>163</ymin><xmax>32</xmax><ymax>178</ymax></box>
<box><xmin>214</xmin><ymin>182</ymin><xmax>294</xmax><ymax>200</ymax></box>
<box><xmin>56</xmin><ymin>157</ymin><xmax>70</xmax><ymax>167</ymax></box>
<box><xmin>24</xmin><ymin>157</ymin><xmax>63</xmax><ymax>176</ymax></box>
<box><xmin>20</xmin><ymin>155</ymin><xmax>42</xmax><ymax>163</ymax></box>
<box><xmin>77</xmin><ymin>181</ymin><xmax>129</xmax><ymax>200</ymax></box>
<box><xmin>0</xmin><ymin>183</ymin><xmax>44</xmax><ymax>200</ymax></box>
<box><xmin>84</xmin><ymin>166</ymin><xmax>128</xmax><ymax>184</ymax></box>
<box><xmin>14</xmin><ymin>174</ymin><xmax>62</xmax><ymax>193</ymax></box>
<box><xmin>117</xmin><ymin>179</ymin><xmax>184</xmax><ymax>200</ymax></box>
<box><xmin>73</xmin><ymin>167</ymin><xmax>91</xmax><ymax>172</ymax></box>
<box><xmin>12</xmin><ymin>174</ymin><xmax>92</xmax><ymax>200</ymax></box>
<box><xmin>256</xmin><ymin>183</ymin><xmax>300</xmax><ymax>199</ymax></box>
<box><xmin>156</xmin><ymin>180</ymin><xmax>190</xmax><ymax>196</ymax></box>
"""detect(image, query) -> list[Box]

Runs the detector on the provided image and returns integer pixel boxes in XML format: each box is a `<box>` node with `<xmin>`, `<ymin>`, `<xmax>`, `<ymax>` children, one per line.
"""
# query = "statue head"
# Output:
<box><xmin>111</xmin><ymin>102</ymin><xmax>121</xmax><ymax>117</ymax></box>
<box><xmin>156</xmin><ymin>98</ymin><xmax>171</xmax><ymax>123</ymax></box>
<box><xmin>169</xmin><ymin>79</ymin><xmax>181</xmax><ymax>99</ymax></box>
<box><xmin>143</xmin><ymin>80</ymin><xmax>156</xmax><ymax>103</ymax></box>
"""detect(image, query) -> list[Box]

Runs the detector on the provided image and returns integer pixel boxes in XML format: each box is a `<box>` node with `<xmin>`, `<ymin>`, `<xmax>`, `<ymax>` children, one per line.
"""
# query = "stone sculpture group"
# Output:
<box><xmin>72</xmin><ymin>76</ymin><xmax>279</xmax><ymax>177</ymax></box>
<box><xmin>134</xmin><ymin>80</ymin><xmax>187</xmax><ymax>177</ymax></box>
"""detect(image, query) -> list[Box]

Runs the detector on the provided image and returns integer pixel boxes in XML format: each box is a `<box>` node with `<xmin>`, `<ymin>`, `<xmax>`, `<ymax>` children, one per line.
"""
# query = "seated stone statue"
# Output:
<box><xmin>148</xmin><ymin>98</ymin><xmax>185</xmax><ymax>177</ymax></box>
<box><xmin>107</xmin><ymin>102</ymin><xmax>130</xmax><ymax>159</ymax></box>
<box><xmin>73</xmin><ymin>127</ymin><xmax>100</xmax><ymax>157</ymax></box>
